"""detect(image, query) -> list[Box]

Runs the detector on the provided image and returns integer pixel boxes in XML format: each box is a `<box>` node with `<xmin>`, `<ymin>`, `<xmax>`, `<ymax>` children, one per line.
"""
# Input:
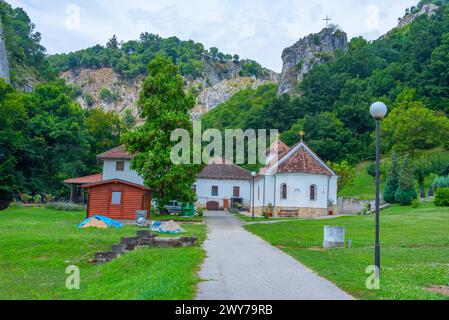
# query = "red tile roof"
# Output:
<box><xmin>64</xmin><ymin>174</ymin><xmax>103</xmax><ymax>185</ymax></box>
<box><xmin>267</xmin><ymin>139</ymin><xmax>290</xmax><ymax>156</ymax></box>
<box><xmin>277</xmin><ymin>143</ymin><xmax>333</xmax><ymax>176</ymax></box>
<box><xmin>198</xmin><ymin>164</ymin><xmax>251</xmax><ymax>181</ymax></box>
<box><xmin>97</xmin><ymin>146</ymin><xmax>132</xmax><ymax>160</ymax></box>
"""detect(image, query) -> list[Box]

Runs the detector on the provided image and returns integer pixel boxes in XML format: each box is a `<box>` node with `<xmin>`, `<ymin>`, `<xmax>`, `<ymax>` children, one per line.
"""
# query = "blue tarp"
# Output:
<box><xmin>78</xmin><ymin>215</ymin><xmax>123</xmax><ymax>229</ymax></box>
<box><xmin>150</xmin><ymin>221</ymin><xmax>185</xmax><ymax>234</ymax></box>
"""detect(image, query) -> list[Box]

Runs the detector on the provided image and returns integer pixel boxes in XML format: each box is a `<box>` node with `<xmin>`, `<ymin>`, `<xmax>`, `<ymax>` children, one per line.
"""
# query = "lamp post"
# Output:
<box><xmin>251</xmin><ymin>172</ymin><xmax>256</xmax><ymax>221</ymax></box>
<box><xmin>370</xmin><ymin>101</ymin><xmax>388</xmax><ymax>279</ymax></box>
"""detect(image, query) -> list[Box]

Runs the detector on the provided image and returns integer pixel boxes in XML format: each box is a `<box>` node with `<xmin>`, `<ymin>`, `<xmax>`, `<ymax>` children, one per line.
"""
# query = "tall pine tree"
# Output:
<box><xmin>123</xmin><ymin>54</ymin><xmax>202</xmax><ymax>208</ymax></box>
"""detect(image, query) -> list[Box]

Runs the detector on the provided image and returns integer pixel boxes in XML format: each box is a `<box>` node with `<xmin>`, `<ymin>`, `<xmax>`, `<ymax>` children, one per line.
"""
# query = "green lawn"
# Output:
<box><xmin>338</xmin><ymin>162</ymin><xmax>380</xmax><ymax>200</ymax></box>
<box><xmin>245</xmin><ymin>202</ymin><xmax>449</xmax><ymax>300</ymax></box>
<box><xmin>0</xmin><ymin>206</ymin><xmax>206</xmax><ymax>300</ymax></box>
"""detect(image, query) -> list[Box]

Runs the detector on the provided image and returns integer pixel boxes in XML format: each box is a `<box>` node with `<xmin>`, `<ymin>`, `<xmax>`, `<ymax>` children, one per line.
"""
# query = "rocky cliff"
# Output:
<box><xmin>61</xmin><ymin>58</ymin><xmax>278</xmax><ymax>119</ymax></box>
<box><xmin>397</xmin><ymin>3</ymin><xmax>438</xmax><ymax>29</ymax></box>
<box><xmin>0</xmin><ymin>20</ymin><xmax>10</xmax><ymax>83</ymax></box>
<box><xmin>278</xmin><ymin>26</ymin><xmax>348</xmax><ymax>95</ymax></box>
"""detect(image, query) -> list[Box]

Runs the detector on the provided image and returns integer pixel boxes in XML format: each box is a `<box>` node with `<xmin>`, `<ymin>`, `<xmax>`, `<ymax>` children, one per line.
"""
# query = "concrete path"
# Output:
<box><xmin>196</xmin><ymin>211</ymin><xmax>353</xmax><ymax>300</ymax></box>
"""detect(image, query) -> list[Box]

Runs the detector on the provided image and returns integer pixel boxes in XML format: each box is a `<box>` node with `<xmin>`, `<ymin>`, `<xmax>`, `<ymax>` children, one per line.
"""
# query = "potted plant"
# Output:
<box><xmin>33</xmin><ymin>194</ymin><xmax>42</xmax><ymax>205</ymax></box>
<box><xmin>328</xmin><ymin>200</ymin><xmax>335</xmax><ymax>216</ymax></box>
<box><xmin>21</xmin><ymin>194</ymin><xmax>31</xmax><ymax>204</ymax></box>
<box><xmin>267</xmin><ymin>203</ymin><xmax>273</xmax><ymax>218</ymax></box>
<box><xmin>45</xmin><ymin>194</ymin><xmax>54</xmax><ymax>203</ymax></box>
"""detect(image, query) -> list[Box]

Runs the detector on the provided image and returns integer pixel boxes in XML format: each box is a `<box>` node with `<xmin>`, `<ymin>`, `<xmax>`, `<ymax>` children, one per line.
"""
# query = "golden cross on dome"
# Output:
<box><xmin>299</xmin><ymin>130</ymin><xmax>305</xmax><ymax>141</ymax></box>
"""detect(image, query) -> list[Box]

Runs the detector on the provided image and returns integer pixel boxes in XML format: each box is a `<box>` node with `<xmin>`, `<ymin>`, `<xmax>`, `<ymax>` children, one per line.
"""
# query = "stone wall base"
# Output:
<box><xmin>253</xmin><ymin>206</ymin><xmax>329</xmax><ymax>218</ymax></box>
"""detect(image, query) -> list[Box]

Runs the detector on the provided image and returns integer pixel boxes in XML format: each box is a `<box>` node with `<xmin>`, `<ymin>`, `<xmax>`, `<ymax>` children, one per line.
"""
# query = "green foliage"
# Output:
<box><xmin>84</xmin><ymin>93</ymin><xmax>95</xmax><ymax>107</ymax></box>
<box><xmin>381</xmin><ymin>101</ymin><xmax>449</xmax><ymax>155</ymax></box>
<box><xmin>122</xmin><ymin>108</ymin><xmax>136</xmax><ymax>129</ymax></box>
<box><xmin>395</xmin><ymin>156</ymin><xmax>418</xmax><ymax>205</ymax></box>
<box><xmin>49</xmin><ymin>33</ymin><xmax>241</xmax><ymax>80</ymax></box>
<box><xmin>435</xmin><ymin>188</ymin><xmax>449</xmax><ymax>206</ymax></box>
<box><xmin>384</xmin><ymin>152</ymin><xmax>401</xmax><ymax>203</ymax></box>
<box><xmin>0</xmin><ymin>0</ymin><xmax>56</xmax><ymax>85</ymax></box>
<box><xmin>33</xmin><ymin>194</ymin><xmax>41</xmax><ymax>204</ymax></box>
<box><xmin>432</xmin><ymin>175</ymin><xmax>449</xmax><ymax>189</ymax></box>
<box><xmin>366</xmin><ymin>162</ymin><xmax>376</xmax><ymax>178</ymax></box>
<box><xmin>327</xmin><ymin>161</ymin><xmax>355</xmax><ymax>190</ymax></box>
<box><xmin>99</xmin><ymin>88</ymin><xmax>120</xmax><ymax>103</ymax></box>
<box><xmin>411</xmin><ymin>198</ymin><xmax>420</xmax><ymax>208</ymax></box>
<box><xmin>239</xmin><ymin>60</ymin><xmax>265</xmax><ymax>78</ymax></box>
<box><xmin>123</xmin><ymin>54</ymin><xmax>203</xmax><ymax>208</ymax></box>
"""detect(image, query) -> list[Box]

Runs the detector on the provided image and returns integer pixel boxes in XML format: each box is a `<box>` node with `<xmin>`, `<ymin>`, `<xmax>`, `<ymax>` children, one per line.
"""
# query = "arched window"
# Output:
<box><xmin>310</xmin><ymin>185</ymin><xmax>317</xmax><ymax>201</ymax></box>
<box><xmin>281</xmin><ymin>184</ymin><xmax>288</xmax><ymax>200</ymax></box>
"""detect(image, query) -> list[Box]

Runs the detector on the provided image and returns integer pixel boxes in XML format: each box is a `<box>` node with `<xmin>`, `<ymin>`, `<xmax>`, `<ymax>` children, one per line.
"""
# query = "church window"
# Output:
<box><xmin>281</xmin><ymin>184</ymin><xmax>287</xmax><ymax>200</ymax></box>
<box><xmin>310</xmin><ymin>185</ymin><xmax>317</xmax><ymax>201</ymax></box>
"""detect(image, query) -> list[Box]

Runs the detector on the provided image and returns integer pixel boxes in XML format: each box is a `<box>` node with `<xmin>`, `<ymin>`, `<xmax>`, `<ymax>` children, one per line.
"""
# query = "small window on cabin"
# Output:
<box><xmin>116</xmin><ymin>161</ymin><xmax>125</xmax><ymax>172</ymax></box>
<box><xmin>233</xmin><ymin>186</ymin><xmax>240</xmax><ymax>198</ymax></box>
<box><xmin>212</xmin><ymin>186</ymin><xmax>218</xmax><ymax>196</ymax></box>
<box><xmin>281</xmin><ymin>184</ymin><xmax>287</xmax><ymax>200</ymax></box>
<box><xmin>111</xmin><ymin>192</ymin><xmax>122</xmax><ymax>205</ymax></box>
<box><xmin>310</xmin><ymin>185</ymin><xmax>317</xmax><ymax>201</ymax></box>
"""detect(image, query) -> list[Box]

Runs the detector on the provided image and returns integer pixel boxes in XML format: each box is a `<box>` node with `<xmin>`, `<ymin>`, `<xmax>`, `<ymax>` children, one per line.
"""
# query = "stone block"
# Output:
<box><xmin>323</xmin><ymin>226</ymin><xmax>345</xmax><ymax>248</ymax></box>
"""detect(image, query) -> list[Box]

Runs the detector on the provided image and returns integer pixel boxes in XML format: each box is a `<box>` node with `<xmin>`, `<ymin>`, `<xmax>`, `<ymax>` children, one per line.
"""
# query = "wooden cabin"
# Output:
<box><xmin>83</xmin><ymin>179</ymin><xmax>151</xmax><ymax>220</ymax></box>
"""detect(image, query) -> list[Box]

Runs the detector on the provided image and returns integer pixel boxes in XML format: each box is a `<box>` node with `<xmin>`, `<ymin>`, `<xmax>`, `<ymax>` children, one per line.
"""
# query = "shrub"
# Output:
<box><xmin>435</xmin><ymin>188</ymin><xmax>449</xmax><ymax>207</ymax></box>
<box><xmin>383</xmin><ymin>153</ymin><xmax>400</xmax><ymax>203</ymax></box>
<box><xmin>366</xmin><ymin>162</ymin><xmax>376</xmax><ymax>178</ymax></box>
<box><xmin>432</xmin><ymin>175</ymin><xmax>449</xmax><ymax>189</ymax></box>
<box><xmin>411</xmin><ymin>199</ymin><xmax>420</xmax><ymax>208</ymax></box>
<box><xmin>46</xmin><ymin>202</ymin><xmax>84</xmax><ymax>212</ymax></box>
<box><xmin>395</xmin><ymin>188</ymin><xmax>417</xmax><ymax>206</ymax></box>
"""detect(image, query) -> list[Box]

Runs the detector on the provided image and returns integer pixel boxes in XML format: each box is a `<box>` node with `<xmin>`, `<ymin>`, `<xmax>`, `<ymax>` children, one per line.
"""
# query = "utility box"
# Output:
<box><xmin>323</xmin><ymin>226</ymin><xmax>345</xmax><ymax>248</ymax></box>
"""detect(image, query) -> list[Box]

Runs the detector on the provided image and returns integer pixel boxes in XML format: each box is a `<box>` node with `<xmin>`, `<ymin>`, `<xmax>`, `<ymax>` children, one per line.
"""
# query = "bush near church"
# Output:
<box><xmin>435</xmin><ymin>188</ymin><xmax>449</xmax><ymax>207</ymax></box>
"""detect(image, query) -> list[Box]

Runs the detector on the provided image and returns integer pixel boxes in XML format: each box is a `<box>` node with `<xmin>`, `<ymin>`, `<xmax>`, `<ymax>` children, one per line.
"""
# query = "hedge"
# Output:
<box><xmin>435</xmin><ymin>188</ymin><xmax>449</xmax><ymax>207</ymax></box>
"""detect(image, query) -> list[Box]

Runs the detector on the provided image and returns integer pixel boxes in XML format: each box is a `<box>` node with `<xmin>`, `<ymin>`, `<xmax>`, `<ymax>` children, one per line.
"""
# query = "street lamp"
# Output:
<box><xmin>370</xmin><ymin>101</ymin><xmax>388</xmax><ymax>279</ymax></box>
<box><xmin>251</xmin><ymin>172</ymin><xmax>257</xmax><ymax>221</ymax></box>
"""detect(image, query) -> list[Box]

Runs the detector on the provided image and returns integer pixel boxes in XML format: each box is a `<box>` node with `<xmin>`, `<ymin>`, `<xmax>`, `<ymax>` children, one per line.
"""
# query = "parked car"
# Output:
<box><xmin>163</xmin><ymin>200</ymin><xmax>199</xmax><ymax>216</ymax></box>
<box><xmin>164</xmin><ymin>200</ymin><xmax>183</xmax><ymax>214</ymax></box>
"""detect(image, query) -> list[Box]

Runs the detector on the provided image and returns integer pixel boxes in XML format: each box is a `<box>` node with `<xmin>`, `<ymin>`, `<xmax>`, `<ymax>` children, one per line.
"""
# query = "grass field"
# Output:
<box><xmin>338</xmin><ymin>162</ymin><xmax>380</xmax><ymax>200</ymax></box>
<box><xmin>0</xmin><ymin>206</ymin><xmax>206</xmax><ymax>300</ymax></box>
<box><xmin>245</xmin><ymin>202</ymin><xmax>449</xmax><ymax>300</ymax></box>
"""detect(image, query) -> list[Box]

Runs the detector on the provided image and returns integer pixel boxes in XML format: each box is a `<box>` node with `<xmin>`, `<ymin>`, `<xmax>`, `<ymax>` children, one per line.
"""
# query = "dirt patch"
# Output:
<box><xmin>307</xmin><ymin>246</ymin><xmax>326</xmax><ymax>252</ymax></box>
<box><xmin>427</xmin><ymin>285</ymin><xmax>449</xmax><ymax>297</ymax></box>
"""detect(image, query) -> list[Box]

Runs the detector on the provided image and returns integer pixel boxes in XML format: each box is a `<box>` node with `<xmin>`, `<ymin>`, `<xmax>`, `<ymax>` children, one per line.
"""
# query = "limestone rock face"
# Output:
<box><xmin>397</xmin><ymin>3</ymin><xmax>438</xmax><ymax>29</ymax></box>
<box><xmin>278</xmin><ymin>27</ymin><xmax>348</xmax><ymax>95</ymax></box>
<box><xmin>192</xmin><ymin>76</ymin><xmax>272</xmax><ymax>119</ymax></box>
<box><xmin>0</xmin><ymin>21</ymin><xmax>10</xmax><ymax>83</ymax></box>
<box><xmin>61</xmin><ymin>59</ymin><xmax>278</xmax><ymax>118</ymax></box>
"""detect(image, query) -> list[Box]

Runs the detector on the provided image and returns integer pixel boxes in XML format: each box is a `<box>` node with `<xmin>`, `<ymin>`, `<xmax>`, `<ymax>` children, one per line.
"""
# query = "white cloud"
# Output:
<box><xmin>7</xmin><ymin>0</ymin><xmax>418</xmax><ymax>71</ymax></box>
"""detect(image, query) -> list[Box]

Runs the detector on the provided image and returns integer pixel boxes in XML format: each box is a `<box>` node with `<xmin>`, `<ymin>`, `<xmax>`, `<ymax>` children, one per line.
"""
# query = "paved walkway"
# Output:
<box><xmin>196</xmin><ymin>211</ymin><xmax>353</xmax><ymax>300</ymax></box>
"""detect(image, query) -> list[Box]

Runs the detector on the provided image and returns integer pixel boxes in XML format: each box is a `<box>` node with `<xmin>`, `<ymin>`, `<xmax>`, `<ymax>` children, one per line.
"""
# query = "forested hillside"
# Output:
<box><xmin>0</xmin><ymin>0</ymin><xmax>56</xmax><ymax>89</ymax></box>
<box><xmin>0</xmin><ymin>1</ymin><xmax>129</xmax><ymax>201</ymax></box>
<box><xmin>203</xmin><ymin>0</ymin><xmax>449</xmax><ymax>164</ymax></box>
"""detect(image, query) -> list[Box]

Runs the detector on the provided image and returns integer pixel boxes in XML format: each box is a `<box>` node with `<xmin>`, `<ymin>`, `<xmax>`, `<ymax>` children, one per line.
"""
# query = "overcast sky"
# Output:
<box><xmin>8</xmin><ymin>0</ymin><xmax>418</xmax><ymax>72</ymax></box>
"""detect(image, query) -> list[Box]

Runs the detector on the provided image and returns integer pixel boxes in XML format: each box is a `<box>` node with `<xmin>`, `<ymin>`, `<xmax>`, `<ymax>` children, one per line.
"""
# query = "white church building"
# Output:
<box><xmin>251</xmin><ymin>139</ymin><xmax>338</xmax><ymax>218</ymax></box>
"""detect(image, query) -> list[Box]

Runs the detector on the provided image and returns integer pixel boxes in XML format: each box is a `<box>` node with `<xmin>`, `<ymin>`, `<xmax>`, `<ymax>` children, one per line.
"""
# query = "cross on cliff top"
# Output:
<box><xmin>323</xmin><ymin>15</ymin><xmax>332</xmax><ymax>28</ymax></box>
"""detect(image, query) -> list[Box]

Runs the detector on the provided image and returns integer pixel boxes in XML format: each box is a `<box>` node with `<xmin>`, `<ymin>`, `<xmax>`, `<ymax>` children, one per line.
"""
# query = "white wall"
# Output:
<box><xmin>252</xmin><ymin>173</ymin><xmax>338</xmax><ymax>209</ymax></box>
<box><xmin>195</xmin><ymin>179</ymin><xmax>250</xmax><ymax>207</ymax></box>
<box><xmin>103</xmin><ymin>159</ymin><xmax>144</xmax><ymax>185</ymax></box>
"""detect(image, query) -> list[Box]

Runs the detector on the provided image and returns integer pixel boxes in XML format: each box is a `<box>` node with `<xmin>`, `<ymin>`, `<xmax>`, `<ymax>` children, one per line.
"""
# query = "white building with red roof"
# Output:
<box><xmin>252</xmin><ymin>139</ymin><xmax>339</xmax><ymax>218</ymax></box>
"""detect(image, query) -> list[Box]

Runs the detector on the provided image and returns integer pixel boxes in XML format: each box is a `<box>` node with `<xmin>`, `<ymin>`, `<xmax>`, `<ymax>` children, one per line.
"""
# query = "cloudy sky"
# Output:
<box><xmin>8</xmin><ymin>0</ymin><xmax>417</xmax><ymax>72</ymax></box>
